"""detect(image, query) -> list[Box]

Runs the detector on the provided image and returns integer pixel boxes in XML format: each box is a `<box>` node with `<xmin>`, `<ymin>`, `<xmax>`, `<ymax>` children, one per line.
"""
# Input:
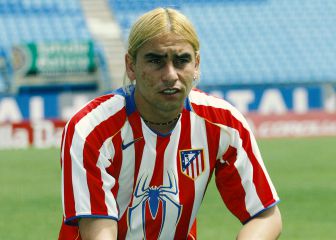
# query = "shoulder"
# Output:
<box><xmin>189</xmin><ymin>88</ymin><xmax>231</xmax><ymax>108</ymax></box>
<box><xmin>188</xmin><ymin>88</ymin><xmax>247</xmax><ymax>126</ymax></box>
<box><xmin>66</xmin><ymin>90</ymin><xmax>128</xmax><ymax>130</ymax></box>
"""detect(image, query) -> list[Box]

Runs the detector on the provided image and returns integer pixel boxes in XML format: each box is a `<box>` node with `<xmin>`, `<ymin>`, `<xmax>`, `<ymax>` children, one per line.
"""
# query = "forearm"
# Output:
<box><xmin>237</xmin><ymin>206</ymin><xmax>282</xmax><ymax>240</ymax></box>
<box><xmin>79</xmin><ymin>218</ymin><xmax>118</xmax><ymax>240</ymax></box>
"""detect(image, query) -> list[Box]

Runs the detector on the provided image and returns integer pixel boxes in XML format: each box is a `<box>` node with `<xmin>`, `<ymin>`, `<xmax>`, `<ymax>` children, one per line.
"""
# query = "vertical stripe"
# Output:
<box><xmin>63</xmin><ymin>120</ymin><xmax>78</xmax><ymax>220</ymax></box>
<box><xmin>61</xmin><ymin>122</ymin><xmax>75</xmax><ymax>218</ymax></box>
<box><xmin>197</xmin><ymin>155</ymin><xmax>202</xmax><ymax>176</ymax></box>
<box><xmin>97</xmin><ymin>137</ymin><xmax>118</xmax><ymax>217</ymax></box>
<box><xmin>174</xmin><ymin>110</ymin><xmax>195</xmax><ymax>239</ymax></box>
<box><xmin>200</xmin><ymin>155</ymin><xmax>204</xmax><ymax>174</ymax></box>
<box><xmin>145</xmin><ymin>136</ymin><xmax>170</xmax><ymax>240</ymax></box>
<box><xmin>215</xmin><ymin>146</ymin><xmax>250</xmax><ymax>221</ymax></box>
<box><xmin>118</xmin><ymin>113</ymin><xmax>145</xmax><ymax>239</ymax></box>
<box><xmin>232</xmin><ymin>138</ymin><xmax>263</xmax><ymax>218</ymax></box>
<box><xmin>60</xmin><ymin>124</ymin><xmax>67</xmax><ymax>167</ymax></box>
<box><xmin>108</xmin><ymin>132</ymin><xmax>122</xmax><ymax>199</ymax></box>
<box><xmin>118</xmin><ymin>121</ymin><xmax>137</xmax><ymax>209</ymax></box>
<box><xmin>151</xmin><ymin>136</ymin><xmax>169</xmax><ymax>185</ymax></box>
<box><xmin>130</xmin><ymin>114</ymin><xmax>146</xmax><ymax>191</ymax></box>
<box><xmin>205</xmin><ymin>120</ymin><xmax>221</xmax><ymax>177</ymax></box>
<box><xmin>159</xmin><ymin>122</ymin><xmax>182</xmax><ymax>239</ymax></box>
<box><xmin>187</xmin><ymin>114</ymin><xmax>211</xmax><ymax>233</ymax></box>
<box><xmin>83</xmin><ymin>109</ymin><xmax>126</xmax><ymax>216</ymax></box>
<box><xmin>192</xmin><ymin>158</ymin><xmax>197</xmax><ymax>178</ymax></box>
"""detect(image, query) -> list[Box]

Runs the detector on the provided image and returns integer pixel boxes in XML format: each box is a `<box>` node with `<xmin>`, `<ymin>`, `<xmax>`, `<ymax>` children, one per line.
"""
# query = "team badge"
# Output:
<box><xmin>180</xmin><ymin>149</ymin><xmax>205</xmax><ymax>179</ymax></box>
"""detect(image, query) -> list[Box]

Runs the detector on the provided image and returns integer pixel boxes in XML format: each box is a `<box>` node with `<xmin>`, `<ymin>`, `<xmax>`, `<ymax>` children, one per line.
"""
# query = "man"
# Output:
<box><xmin>59</xmin><ymin>7</ymin><xmax>282</xmax><ymax>240</ymax></box>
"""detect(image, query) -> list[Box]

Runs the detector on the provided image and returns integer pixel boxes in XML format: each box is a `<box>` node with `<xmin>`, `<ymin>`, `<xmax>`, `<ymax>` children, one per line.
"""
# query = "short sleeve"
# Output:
<box><xmin>215</xmin><ymin>118</ymin><xmax>279</xmax><ymax>223</ymax></box>
<box><xmin>61</xmin><ymin>115</ymin><xmax>119</xmax><ymax>225</ymax></box>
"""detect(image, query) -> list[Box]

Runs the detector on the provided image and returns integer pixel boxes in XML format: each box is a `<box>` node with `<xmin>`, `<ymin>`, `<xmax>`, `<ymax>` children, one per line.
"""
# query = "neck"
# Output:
<box><xmin>133</xmin><ymin>88</ymin><xmax>183</xmax><ymax>133</ymax></box>
<box><xmin>137</xmin><ymin>107</ymin><xmax>182</xmax><ymax>134</ymax></box>
<box><xmin>142</xmin><ymin>114</ymin><xmax>181</xmax><ymax>134</ymax></box>
<box><xmin>142</xmin><ymin>113</ymin><xmax>181</xmax><ymax>126</ymax></box>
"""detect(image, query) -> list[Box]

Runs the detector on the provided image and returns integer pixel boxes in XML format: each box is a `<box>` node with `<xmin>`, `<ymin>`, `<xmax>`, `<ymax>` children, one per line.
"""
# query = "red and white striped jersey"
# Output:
<box><xmin>59</xmin><ymin>86</ymin><xmax>279</xmax><ymax>240</ymax></box>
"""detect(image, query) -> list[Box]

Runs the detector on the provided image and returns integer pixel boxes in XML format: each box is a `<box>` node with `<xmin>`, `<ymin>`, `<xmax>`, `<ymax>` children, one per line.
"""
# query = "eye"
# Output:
<box><xmin>174</xmin><ymin>57</ymin><xmax>190</xmax><ymax>67</ymax></box>
<box><xmin>148</xmin><ymin>58</ymin><xmax>162</xmax><ymax>65</ymax></box>
<box><xmin>179</xmin><ymin>58</ymin><xmax>190</xmax><ymax>63</ymax></box>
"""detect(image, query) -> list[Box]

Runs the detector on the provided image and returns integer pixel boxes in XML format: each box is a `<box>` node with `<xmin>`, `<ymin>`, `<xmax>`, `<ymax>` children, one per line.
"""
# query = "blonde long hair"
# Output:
<box><xmin>123</xmin><ymin>7</ymin><xmax>200</xmax><ymax>91</ymax></box>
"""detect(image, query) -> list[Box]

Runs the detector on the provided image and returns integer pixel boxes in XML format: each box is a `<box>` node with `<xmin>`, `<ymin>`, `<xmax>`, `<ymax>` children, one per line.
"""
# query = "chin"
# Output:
<box><xmin>156</xmin><ymin>101</ymin><xmax>183</xmax><ymax>112</ymax></box>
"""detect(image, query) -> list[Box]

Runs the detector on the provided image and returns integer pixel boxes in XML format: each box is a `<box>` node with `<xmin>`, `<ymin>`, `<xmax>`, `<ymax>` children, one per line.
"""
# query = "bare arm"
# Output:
<box><xmin>79</xmin><ymin>218</ymin><xmax>118</xmax><ymax>240</ymax></box>
<box><xmin>237</xmin><ymin>205</ymin><xmax>282</xmax><ymax>240</ymax></box>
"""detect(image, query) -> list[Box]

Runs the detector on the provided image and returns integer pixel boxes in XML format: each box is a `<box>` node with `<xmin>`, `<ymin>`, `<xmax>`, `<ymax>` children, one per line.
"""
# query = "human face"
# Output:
<box><xmin>126</xmin><ymin>33</ymin><xmax>200</xmax><ymax>117</ymax></box>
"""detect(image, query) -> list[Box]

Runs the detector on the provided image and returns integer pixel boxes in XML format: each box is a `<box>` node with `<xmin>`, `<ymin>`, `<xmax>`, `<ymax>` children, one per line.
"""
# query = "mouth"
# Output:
<box><xmin>159</xmin><ymin>88</ymin><xmax>180</xmax><ymax>95</ymax></box>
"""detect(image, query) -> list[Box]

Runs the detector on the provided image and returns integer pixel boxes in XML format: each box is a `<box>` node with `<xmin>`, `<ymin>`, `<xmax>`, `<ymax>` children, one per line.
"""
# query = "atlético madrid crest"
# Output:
<box><xmin>180</xmin><ymin>149</ymin><xmax>205</xmax><ymax>180</ymax></box>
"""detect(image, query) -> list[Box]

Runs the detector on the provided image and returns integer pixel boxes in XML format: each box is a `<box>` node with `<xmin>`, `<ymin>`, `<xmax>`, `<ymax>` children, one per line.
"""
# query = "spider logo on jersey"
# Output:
<box><xmin>128</xmin><ymin>172</ymin><xmax>182</xmax><ymax>237</ymax></box>
<box><xmin>180</xmin><ymin>149</ymin><xmax>205</xmax><ymax>180</ymax></box>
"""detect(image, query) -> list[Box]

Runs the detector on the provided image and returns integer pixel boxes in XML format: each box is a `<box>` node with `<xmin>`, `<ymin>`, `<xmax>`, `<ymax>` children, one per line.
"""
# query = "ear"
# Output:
<box><xmin>125</xmin><ymin>53</ymin><xmax>136</xmax><ymax>81</ymax></box>
<box><xmin>194</xmin><ymin>52</ymin><xmax>200</xmax><ymax>79</ymax></box>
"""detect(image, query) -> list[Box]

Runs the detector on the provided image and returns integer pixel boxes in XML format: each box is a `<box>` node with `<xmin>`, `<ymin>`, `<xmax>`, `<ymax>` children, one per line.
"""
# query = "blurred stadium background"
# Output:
<box><xmin>0</xmin><ymin>0</ymin><xmax>335</xmax><ymax>239</ymax></box>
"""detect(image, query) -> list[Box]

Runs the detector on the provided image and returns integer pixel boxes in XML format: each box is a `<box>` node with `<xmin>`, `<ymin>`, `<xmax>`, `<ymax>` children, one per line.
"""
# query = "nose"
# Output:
<box><xmin>161</xmin><ymin>61</ymin><xmax>178</xmax><ymax>86</ymax></box>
